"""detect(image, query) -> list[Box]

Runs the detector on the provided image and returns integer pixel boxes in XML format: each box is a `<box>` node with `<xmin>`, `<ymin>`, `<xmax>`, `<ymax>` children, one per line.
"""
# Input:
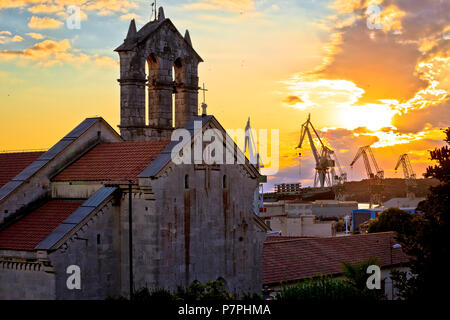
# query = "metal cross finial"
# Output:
<box><xmin>200</xmin><ymin>83</ymin><xmax>208</xmax><ymax>104</ymax></box>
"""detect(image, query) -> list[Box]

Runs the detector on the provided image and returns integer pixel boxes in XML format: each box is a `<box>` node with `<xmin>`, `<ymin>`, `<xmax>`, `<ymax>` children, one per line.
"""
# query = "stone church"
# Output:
<box><xmin>0</xmin><ymin>7</ymin><xmax>267</xmax><ymax>299</ymax></box>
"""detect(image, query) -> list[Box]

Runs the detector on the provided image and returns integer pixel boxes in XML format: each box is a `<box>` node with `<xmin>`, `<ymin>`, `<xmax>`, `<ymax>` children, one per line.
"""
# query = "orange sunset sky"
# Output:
<box><xmin>0</xmin><ymin>0</ymin><xmax>449</xmax><ymax>190</ymax></box>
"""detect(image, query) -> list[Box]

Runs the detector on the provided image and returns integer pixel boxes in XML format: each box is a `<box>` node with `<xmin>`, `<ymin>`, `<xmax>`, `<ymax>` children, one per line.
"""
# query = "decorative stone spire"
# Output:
<box><xmin>158</xmin><ymin>6</ymin><xmax>165</xmax><ymax>20</ymax></box>
<box><xmin>184</xmin><ymin>30</ymin><xmax>192</xmax><ymax>46</ymax></box>
<box><xmin>126</xmin><ymin>19</ymin><xmax>137</xmax><ymax>40</ymax></box>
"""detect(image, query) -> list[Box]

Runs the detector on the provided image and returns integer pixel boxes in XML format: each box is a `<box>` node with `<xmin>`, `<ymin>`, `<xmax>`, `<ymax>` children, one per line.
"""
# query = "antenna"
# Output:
<box><xmin>151</xmin><ymin>0</ymin><xmax>157</xmax><ymax>21</ymax></box>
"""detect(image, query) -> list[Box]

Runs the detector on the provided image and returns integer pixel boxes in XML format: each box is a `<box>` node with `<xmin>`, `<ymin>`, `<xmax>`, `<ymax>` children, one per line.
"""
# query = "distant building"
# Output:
<box><xmin>260</xmin><ymin>201</ymin><xmax>335</xmax><ymax>237</ymax></box>
<box><xmin>383</xmin><ymin>197</ymin><xmax>425</xmax><ymax>208</ymax></box>
<box><xmin>311</xmin><ymin>200</ymin><xmax>358</xmax><ymax>218</ymax></box>
<box><xmin>262</xmin><ymin>232</ymin><xmax>409</xmax><ymax>300</ymax></box>
<box><xmin>274</xmin><ymin>183</ymin><xmax>302</xmax><ymax>194</ymax></box>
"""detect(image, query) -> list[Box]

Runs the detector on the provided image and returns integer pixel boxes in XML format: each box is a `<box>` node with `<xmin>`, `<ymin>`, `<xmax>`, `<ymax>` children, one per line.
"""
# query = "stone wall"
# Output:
<box><xmin>0</xmin><ymin>251</ymin><xmax>56</xmax><ymax>300</ymax></box>
<box><xmin>49</xmin><ymin>199</ymin><xmax>122</xmax><ymax>300</ymax></box>
<box><xmin>129</xmin><ymin>163</ymin><xmax>265</xmax><ymax>297</ymax></box>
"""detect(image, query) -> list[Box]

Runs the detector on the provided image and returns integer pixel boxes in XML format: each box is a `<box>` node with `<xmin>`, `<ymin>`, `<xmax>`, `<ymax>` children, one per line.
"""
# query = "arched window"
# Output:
<box><xmin>146</xmin><ymin>53</ymin><xmax>160</xmax><ymax>126</ymax></box>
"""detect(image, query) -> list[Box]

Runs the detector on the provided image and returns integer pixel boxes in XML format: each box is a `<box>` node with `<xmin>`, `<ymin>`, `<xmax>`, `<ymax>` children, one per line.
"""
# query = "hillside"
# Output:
<box><xmin>343</xmin><ymin>178</ymin><xmax>439</xmax><ymax>203</ymax></box>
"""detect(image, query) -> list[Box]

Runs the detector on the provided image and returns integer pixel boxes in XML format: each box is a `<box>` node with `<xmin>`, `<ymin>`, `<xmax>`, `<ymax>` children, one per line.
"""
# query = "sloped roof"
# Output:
<box><xmin>0</xmin><ymin>200</ymin><xmax>83</xmax><ymax>251</ymax></box>
<box><xmin>0</xmin><ymin>117</ymin><xmax>113</xmax><ymax>203</ymax></box>
<box><xmin>262</xmin><ymin>232</ymin><xmax>409</xmax><ymax>285</ymax></box>
<box><xmin>0</xmin><ymin>152</ymin><xmax>44</xmax><ymax>188</ymax></box>
<box><xmin>36</xmin><ymin>187</ymin><xmax>118</xmax><ymax>250</ymax></box>
<box><xmin>53</xmin><ymin>141</ymin><xmax>170</xmax><ymax>183</ymax></box>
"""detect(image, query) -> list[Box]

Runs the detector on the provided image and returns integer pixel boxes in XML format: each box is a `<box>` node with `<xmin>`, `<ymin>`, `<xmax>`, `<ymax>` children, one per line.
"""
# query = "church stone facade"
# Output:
<box><xmin>0</xmin><ymin>8</ymin><xmax>267</xmax><ymax>299</ymax></box>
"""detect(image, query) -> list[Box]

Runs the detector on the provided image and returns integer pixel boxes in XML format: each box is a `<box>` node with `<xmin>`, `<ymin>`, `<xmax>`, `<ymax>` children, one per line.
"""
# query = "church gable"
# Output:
<box><xmin>0</xmin><ymin>117</ymin><xmax>122</xmax><ymax>223</ymax></box>
<box><xmin>138</xmin><ymin>115</ymin><xmax>261</xmax><ymax>181</ymax></box>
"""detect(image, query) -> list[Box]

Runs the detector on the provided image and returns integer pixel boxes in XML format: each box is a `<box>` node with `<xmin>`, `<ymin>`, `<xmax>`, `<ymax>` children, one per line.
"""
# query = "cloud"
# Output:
<box><xmin>26</xmin><ymin>32</ymin><xmax>45</xmax><ymax>40</ymax></box>
<box><xmin>283</xmin><ymin>95</ymin><xmax>303</xmax><ymax>105</ymax></box>
<box><xmin>28</xmin><ymin>3</ymin><xmax>64</xmax><ymax>14</ymax></box>
<box><xmin>185</xmin><ymin>0</ymin><xmax>256</xmax><ymax>13</ymax></box>
<box><xmin>0</xmin><ymin>39</ymin><xmax>117</xmax><ymax>68</ymax></box>
<box><xmin>393</xmin><ymin>100</ymin><xmax>450</xmax><ymax>133</ymax></box>
<box><xmin>11</xmin><ymin>36</ymin><xmax>24</xmax><ymax>42</ymax></box>
<box><xmin>120</xmin><ymin>13</ymin><xmax>139</xmax><ymax>21</ymax></box>
<box><xmin>284</xmin><ymin>76</ymin><xmax>365</xmax><ymax>109</ymax></box>
<box><xmin>1</xmin><ymin>0</ymin><xmax>138</xmax><ymax>17</ymax></box>
<box><xmin>0</xmin><ymin>32</ymin><xmax>25</xmax><ymax>44</ymax></box>
<box><xmin>28</xmin><ymin>16</ymin><xmax>64</xmax><ymax>29</ymax></box>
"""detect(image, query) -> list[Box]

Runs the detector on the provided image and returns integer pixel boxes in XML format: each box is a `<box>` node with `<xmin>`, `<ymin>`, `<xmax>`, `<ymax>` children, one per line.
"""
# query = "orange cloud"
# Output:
<box><xmin>28</xmin><ymin>16</ymin><xmax>64</xmax><ymax>29</ymax></box>
<box><xmin>26</xmin><ymin>32</ymin><xmax>45</xmax><ymax>40</ymax></box>
<box><xmin>185</xmin><ymin>0</ymin><xmax>255</xmax><ymax>13</ymax></box>
<box><xmin>0</xmin><ymin>39</ymin><xmax>117</xmax><ymax>68</ymax></box>
<box><xmin>28</xmin><ymin>3</ymin><xmax>64</xmax><ymax>14</ymax></box>
<box><xmin>283</xmin><ymin>96</ymin><xmax>303</xmax><ymax>105</ymax></box>
<box><xmin>0</xmin><ymin>32</ymin><xmax>25</xmax><ymax>44</ymax></box>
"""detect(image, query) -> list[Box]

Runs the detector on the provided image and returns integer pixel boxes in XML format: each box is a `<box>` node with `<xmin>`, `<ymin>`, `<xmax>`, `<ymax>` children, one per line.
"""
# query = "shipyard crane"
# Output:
<box><xmin>350</xmin><ymin>146</ymin><xmax>384</xmax><ymax>207</ymax></box>
<box><xmin>395</xmin><ymin>154</ymin><xmax>417</xmax><ymax>199</ymax></box>
<box><xmin>244</xmin><ymin>118</ymin><xmax>265</xmax><ymax>214</ymax></box>
<box><xmin>297</xmin><ymin>115</ymin><xmax>347</xmax><ymax>197</ymax></box>
<box><xmin>329</xmin><ymin>150</ymin><xmax>348</xmax><ymax>200</ymax></box>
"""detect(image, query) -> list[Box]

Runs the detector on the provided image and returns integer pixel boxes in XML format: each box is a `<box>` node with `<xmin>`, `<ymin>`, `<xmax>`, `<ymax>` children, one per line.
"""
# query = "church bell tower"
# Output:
<box><xmin>115</xmin><ymin>7</ymin><xmax>203</xmax><ymax>141</ymax></box>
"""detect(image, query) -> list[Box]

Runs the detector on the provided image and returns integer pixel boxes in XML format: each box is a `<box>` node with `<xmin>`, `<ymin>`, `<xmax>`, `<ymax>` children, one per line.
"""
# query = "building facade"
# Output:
<box><xmin>0</xmin><ymin>8</ymin><xmax>267</xmax><ymax>299</ymax></box>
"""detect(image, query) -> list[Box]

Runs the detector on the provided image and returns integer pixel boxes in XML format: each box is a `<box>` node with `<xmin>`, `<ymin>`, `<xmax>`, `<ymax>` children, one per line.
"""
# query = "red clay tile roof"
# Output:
<box><xmin>263</xmin><ymin>232</ymin><xmax>409</xmax><ymax>285</ymax></box>
<box><xmin>0</xmin><ymin>200</ymin><xmax>83</xmax><ymax>251</ymax></box>
<box><xmin>0</xmin><ymin>152</ymin><xmax>45</xmax><ymax>188</ymax></box>
<box><xmin>53</xmin><ymin>141</ymin><xmax>170</xmax><ymax>183</ymax></box>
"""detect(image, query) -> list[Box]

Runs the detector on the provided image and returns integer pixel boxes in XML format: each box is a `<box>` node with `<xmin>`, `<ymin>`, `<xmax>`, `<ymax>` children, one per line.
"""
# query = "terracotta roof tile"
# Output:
<box><xmin>0</xmin><ymin>152</ymin><xmax>45</xmax><ymax>188</ymax></box>
<box><xmin>262</xmin><ymin>232</ymin><xmax>409</xmax><ymax>285</ymax></box>
<box><xmin>0</xmin><ymin>200</ymin><xmax>83</xmax><ymax>251</ymax></box>
<box><xmin>53</xmin><ymin>141</ymin><xmax>170</xmax><ymax>183</ymax></box>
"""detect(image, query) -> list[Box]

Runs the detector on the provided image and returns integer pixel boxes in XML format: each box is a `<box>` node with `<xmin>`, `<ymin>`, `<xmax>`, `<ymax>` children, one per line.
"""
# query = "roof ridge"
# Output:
<box><xmin>264</xmin><ymin>231</ymin><xmax>395</xmax><ymax>245</ymax></box>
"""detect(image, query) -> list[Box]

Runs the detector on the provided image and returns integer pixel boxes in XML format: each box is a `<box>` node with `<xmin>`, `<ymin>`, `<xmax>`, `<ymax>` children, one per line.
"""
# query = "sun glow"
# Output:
<box><xmin>339</xmin><ymin>103</ymin><xmax>399</xmax><ymax>131</ymax></box>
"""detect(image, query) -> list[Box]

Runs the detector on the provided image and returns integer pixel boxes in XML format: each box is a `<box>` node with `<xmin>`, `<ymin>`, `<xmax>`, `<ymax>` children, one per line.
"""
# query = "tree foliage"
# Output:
<box><xmin>109</xmin><ymin>279</ymin><xmax>236</xmax><ymax>301</ymax></box>
<box><xmin>367</xmin><ymin>208</ymin><xmax>415</xmax><ymax>235</ymax></box>
<box><xmin>390</xmin><ymin>128</ymin><xmax>450</xmax><ymax>301</ymax></box>
<box><xmin>277</xmin><ymin>259</ymin><xmax>385</xmax><ymax>301</ymax></box>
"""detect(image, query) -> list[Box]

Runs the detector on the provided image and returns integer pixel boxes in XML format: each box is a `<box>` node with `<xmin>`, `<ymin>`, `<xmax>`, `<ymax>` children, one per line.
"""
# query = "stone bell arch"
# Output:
<box><xmin>115</xmin><ymin>7</ymin><xmax>203</xmax><ymax>141</ymax></box>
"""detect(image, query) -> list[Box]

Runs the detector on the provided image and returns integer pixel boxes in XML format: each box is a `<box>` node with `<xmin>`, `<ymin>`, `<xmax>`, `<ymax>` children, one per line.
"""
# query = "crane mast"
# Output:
<box><xmin>395</xmin><ymin>154</ymin><xmax>417</xmax><ymax>199</ymax></box>
<box><xmin>350</xmin><ymin>146</ymin><xmax>384</xmax><ymax>208</ymax></box>
<box><xmin>297</xmin><ymin>114</ymin><xmax>347</xmax><ymax>199</ymax></box>
<box><xmin>244</xmin><ymin>117</ymin><xmax>265</xmax><ymax>214</ymax></box>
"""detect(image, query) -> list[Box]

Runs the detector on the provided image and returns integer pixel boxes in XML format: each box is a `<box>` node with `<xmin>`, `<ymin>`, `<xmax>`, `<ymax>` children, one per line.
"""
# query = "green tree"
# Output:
<box><xmin>367</xmin><ymin>208</ymin><xmax>415</xmax><ymax>235</ymax></box>
<box><xmin>276</xmin><ymin>259</ymin><xmax>385</xmax><ymax>301</ymax></box>
<box><xmin>391</xmin><ymin>128</ymin><xmax>450</xmax><ymax>301</ymax></box>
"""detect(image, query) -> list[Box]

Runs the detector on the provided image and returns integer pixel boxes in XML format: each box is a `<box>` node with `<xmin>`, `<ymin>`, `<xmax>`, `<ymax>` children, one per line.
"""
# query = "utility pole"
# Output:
<box><xmin>128</xmin><ymin>181</ymin><xmax>134</xmax><ymax>299</ymax></box>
